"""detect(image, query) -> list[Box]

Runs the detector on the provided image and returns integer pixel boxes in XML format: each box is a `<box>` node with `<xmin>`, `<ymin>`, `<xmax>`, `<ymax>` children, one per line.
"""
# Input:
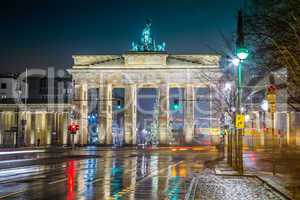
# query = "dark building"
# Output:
<box><xmin>27</xmin><ymin>74</ymin><xmax>73</xmax><ymax>104</ymax></box>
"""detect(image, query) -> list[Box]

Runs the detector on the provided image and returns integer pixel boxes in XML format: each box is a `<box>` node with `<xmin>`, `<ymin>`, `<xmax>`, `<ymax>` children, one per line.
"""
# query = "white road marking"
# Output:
<box><xmin>0</xmin><ymin>188</ymin><xmax>27</xmax><ymax>199</ymax></box>
<box><xmin>48</xmin><ymin>178</ymin><xmax>67</xmax><ymax>185</ymax></box>
<box><xmin>0</xmin><ymin>150</ymin><xmax>46</xmax><ymax>155</ymax></box>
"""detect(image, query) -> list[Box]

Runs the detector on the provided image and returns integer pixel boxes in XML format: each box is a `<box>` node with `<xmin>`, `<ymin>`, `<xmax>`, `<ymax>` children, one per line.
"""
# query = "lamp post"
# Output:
<box><xmin>233</xmin><ymin>9</ymin><xmax>250</xmax><ymax>174</ymax></box>
<box><xmin>235</xmin><ymin>47</ymin><xmax>249</xmax><ymax>174</ymax></box>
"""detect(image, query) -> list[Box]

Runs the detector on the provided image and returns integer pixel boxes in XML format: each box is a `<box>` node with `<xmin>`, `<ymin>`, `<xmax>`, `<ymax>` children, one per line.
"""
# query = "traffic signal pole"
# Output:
<box><xmin>267</xmin><ymin>75</ymin><xmax>277</xmax><ymax>175</ymax></box>
<box><xmin>272</xmin><ymin>111</ymin><xmax>275</xmax><ymax>175</ymax></box>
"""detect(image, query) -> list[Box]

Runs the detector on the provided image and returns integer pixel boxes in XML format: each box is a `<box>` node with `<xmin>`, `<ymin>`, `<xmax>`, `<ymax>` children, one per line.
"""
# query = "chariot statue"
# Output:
<box><xmin>131</xmin><ymin>18</ymin><xmax>166</xmax><ymax>52</ymax></box>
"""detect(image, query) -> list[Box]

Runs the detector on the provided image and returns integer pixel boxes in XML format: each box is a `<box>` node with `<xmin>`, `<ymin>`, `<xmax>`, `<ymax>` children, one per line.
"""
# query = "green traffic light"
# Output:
<box><xmin>173</xmin><ymin>104</ymin><xmax>179</xmax><ymax>110</ymax></box>
<box><xmin>116</xmin><ymin>100</ymin><xmax>122</xmax><ymax>110</ymax></box>
<box><xmin>172</xmin><ymin>99</ymin><xmax>180</xmax><ymax>111</ymax></box>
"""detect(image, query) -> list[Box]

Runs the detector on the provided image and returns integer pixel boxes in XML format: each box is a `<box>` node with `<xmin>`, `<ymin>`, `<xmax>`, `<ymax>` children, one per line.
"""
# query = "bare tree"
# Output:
<box><xmin>244</xmin><ymin>0</ymin><xmax>300</xmax><ymax>110</ymax></box>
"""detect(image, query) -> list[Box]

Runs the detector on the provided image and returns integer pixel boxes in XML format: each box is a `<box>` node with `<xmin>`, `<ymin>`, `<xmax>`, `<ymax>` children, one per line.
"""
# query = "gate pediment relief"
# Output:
<box><xmin>124</xmin><ymin>53</ymin><xmax>167</xmax><ymax>66</ymax></box>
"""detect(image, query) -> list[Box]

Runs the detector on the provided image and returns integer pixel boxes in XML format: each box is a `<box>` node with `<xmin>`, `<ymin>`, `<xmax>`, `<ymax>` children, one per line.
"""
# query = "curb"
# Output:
<box><xmin>215</xmin><ymin>168</ymin><xmax>293</xmax><ymax>200</ymax></box>
<box><xmin>254</xmin><ymin>175</ymin><xmax>293</xmax><ymax>200</ymax></box>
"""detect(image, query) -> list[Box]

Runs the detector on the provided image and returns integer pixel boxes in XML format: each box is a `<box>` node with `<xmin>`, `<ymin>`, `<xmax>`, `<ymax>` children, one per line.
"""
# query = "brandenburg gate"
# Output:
<box><xmin>69</xmin><ymin>21</ymin><xmax>221</xmax><ymax>145</ymax></box>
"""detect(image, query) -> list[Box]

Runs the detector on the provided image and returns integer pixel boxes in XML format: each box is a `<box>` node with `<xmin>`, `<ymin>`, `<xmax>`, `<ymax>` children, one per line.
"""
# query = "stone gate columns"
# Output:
<box><xmin>124</xmin><ymin>84</ymin><xmax>137</xmax><ymax>145</ymax></box>
<box><xmin>184</xmin><ymin>84</ymin><xmax>195</xmax><ymax>143</ymax></box>
<box><xmin>24</xmin><ymin>112</ymin><xmax>31</xmax><ymax>146</ymax></box>
<box><xmin>158</xmin><ymin>83</ymin><xmax>170</xmax><ymax>144</ymax></box>
<box><xmin>99</xmin><ymin>84</ymin><xmax>113</xmax><ymax>144</ymax></box>
<box><xmin>287</xmin><ymin>112</ymin><xmax>291</xmax><ymax>145</ymax></box>
<box><xmin>79</xmin><ymin>83</ymin><xmax>88</xmax><ymax>145</ymax></box>
<box><xmin>289</xmin><ymin>111</ymin><xmax>297</xmax><ymax>146</ymax></box>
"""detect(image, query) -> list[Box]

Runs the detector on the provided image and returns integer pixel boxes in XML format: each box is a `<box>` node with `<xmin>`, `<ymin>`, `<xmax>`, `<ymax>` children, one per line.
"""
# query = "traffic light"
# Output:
<box><xmin>116</xmin><ymin>100</ymin><xmax>122</xmax><ymax>110</ymax></box>
<box><xmin>220</xmin><ymin>129</ymin><xmax>225</xmax><ymax>137</ymax></box>
<box><xmin>267</xmin><ymin>85</ymin><xmax>277</xmax><ymax>94</ymax></box>
<box><xmin>172</xmin><ymin>98</ymin><xmax>180</xmax><ymax>111</ymax></box>
<box><xmin>68</xmin><ymin>122</ymin><xmax>79</xmax><ymax>134</ymax></box>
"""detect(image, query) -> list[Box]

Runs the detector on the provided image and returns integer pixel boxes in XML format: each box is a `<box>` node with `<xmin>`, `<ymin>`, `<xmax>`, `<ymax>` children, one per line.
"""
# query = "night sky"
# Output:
<box><xmin>0</xmin><ymin>0</ymin><xmax>243</xmax><ymax>73</ymax></box>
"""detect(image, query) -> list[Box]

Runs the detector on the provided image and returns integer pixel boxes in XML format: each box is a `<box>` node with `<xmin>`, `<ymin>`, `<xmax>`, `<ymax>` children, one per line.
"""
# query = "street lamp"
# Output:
<box><xmin>235</xmin><ymin>47</ymin><xmax>249</xmax><ymax>175</ymax></box>
<box><xmin>236</xmin><ymin>48</ymin><xmax>249</xmax><ymax>60</ymax></box>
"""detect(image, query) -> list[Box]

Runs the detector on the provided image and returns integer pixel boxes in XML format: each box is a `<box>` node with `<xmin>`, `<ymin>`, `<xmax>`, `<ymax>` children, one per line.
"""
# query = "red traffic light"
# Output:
<box><xmin>68</xmin><ymin>122</ymin><xmax>79</xmax><ymax>134</ymax></box>
<box><xmin>267</xmin><ymin>85</ymin><xmax>277</xmax><ymax>94</ymax></box>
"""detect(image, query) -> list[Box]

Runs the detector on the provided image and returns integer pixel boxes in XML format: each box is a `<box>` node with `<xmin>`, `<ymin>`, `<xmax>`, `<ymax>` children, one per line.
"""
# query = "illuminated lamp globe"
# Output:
<box><xmin>236</xmin><ymin>48</ymin><xmax>249</xmax><ymax>60</ymax></box>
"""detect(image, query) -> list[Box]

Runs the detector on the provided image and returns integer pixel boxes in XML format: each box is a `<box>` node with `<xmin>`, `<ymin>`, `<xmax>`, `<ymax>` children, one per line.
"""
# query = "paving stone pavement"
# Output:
<box><xmin>195</xmin><ymin>169</ymin><xmax>287</xmax><ymax>200</ymax></box>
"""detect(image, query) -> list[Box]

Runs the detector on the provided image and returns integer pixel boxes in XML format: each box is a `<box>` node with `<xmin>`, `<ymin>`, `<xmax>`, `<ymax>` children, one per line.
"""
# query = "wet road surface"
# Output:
<box><xmin>0</xmin><ymin>147</ymin><xmax>220</xmax><ymax>200</ymax></box>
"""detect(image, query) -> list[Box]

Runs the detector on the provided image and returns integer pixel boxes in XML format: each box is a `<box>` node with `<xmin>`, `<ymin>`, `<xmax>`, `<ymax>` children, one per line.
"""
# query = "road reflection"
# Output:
<box><xmin>66</xmin><ymin>160</ymin><xmax>75</xmax><ymax>200</ymax></box>
<box><xmin>0</xmin><ymin>148</ymin><xmax>219</xmax><ymax>200</ymax></box>
<box><xmin>110</xmin><ymin>158</ymin><xmax>123</xmax><ymax>199</ymax></box>
<box><xmin>72</xmin><ymin>153</ymin><xmax>192</xmax><ymax>199</ymax></box>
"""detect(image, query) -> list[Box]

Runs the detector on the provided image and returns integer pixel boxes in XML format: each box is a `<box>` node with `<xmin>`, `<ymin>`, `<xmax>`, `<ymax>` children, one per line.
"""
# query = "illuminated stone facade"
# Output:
<box><xmin>69</xmin><ymin>52</ymin><xmax>222</xmax><ymax>145</ymax></box>
<box><xmin>0</xmin><ymin>104</ymin><xmax>72</xmax><ymax>146</ymax></box>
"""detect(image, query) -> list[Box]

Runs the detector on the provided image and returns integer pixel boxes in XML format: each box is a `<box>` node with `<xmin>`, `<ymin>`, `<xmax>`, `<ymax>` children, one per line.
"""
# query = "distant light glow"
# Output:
<box><xmin>245</xmin><ymin>114</ymin><xmax>250</xmax><ymax>122</ymax></box>
<box><xmin>261</xmin><ymin>100</ymin><xmax>268</xmax><ymax>111</ymax></box>
<box><xmin>231</xmin><ymin>107</ymin><xmax>236</xmax><ymax>112</ymax></box>
<box><xmin>232</xmin><ymin>58</ymin><xmax>240</xmax><ymax>66</ymax></box>
<box><xmin>224</xmin><ymin>82</ymin><xmax>232</xmax><ymax>91</ymax></box>
<box><xmin>241</xmin><ymin>107</ymin><xmax>245</xmax><ymax>113</ymax></box>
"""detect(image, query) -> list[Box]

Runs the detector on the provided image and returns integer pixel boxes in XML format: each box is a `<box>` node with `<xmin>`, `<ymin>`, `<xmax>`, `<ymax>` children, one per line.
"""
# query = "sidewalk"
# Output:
<box><xmin>215</xmin><ymin>161</ymin><xmax>295</xmax><ymax>200</ymax></box>
<box><xmin>194</xmin><ymin>168</ymin><xmax>287</xmax><ymax>200</ymax></box>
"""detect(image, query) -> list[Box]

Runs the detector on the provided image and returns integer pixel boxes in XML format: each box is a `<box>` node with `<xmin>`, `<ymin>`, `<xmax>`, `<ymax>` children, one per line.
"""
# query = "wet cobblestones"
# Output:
<box><xmin>195</xmin><ymin>169</ymin><xmax>287</xmax><ymax>200</ymax></box>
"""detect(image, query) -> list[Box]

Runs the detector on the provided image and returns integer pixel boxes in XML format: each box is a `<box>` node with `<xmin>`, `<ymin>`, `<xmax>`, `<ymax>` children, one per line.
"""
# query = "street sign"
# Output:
<box><xmin>267</xmin><ymin>94</ymin><xmax>276</xmax><ymax>104</ymax></box>
<box><xmin>267</xmin><ymin>84</ymin><xmax>277</xmax><ymax>113</ymax></box>
<box><xmin>236</xmin><ymin>114</ymin><xmax>245</xmax><ymax>129</ymax></box>
<box><xmin>267</xmin><ymin>94</ymin><xmax>276</xmax><ymax>112</ymax></box>
<box><xmin>269</xmin><ymin>104</ymin><xmax>276</xmax><ymax>113</ymax></box>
